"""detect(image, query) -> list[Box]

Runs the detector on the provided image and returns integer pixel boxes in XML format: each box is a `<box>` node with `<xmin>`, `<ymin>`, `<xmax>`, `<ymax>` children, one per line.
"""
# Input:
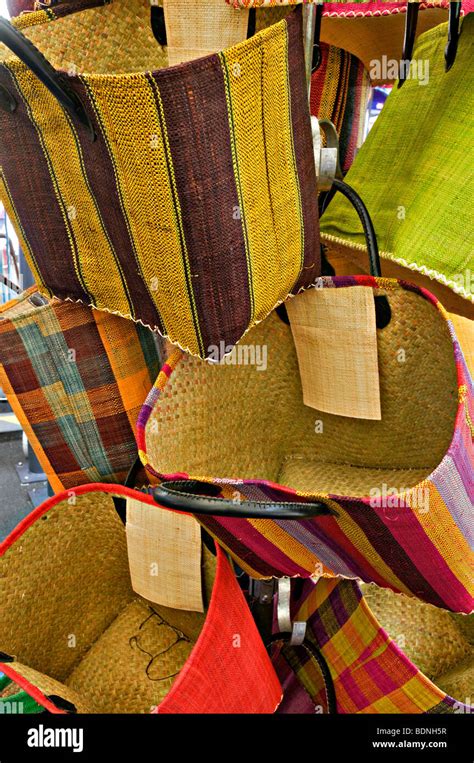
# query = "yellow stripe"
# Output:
<box><xmin>221</xmin><ymin>22</ymin><xmax>304</xmax><ymax>321</ymax></box>
<box><xmin>0</xmin><ymin>365</ymin><xmax>64</xmax><ymax>493</ymax></box>
<box><xmin>328</xmin><ymin>503</ymin><xmax>414</xmax><ymax>596</ymax></box>
<box><xmin>414</xmin><ymin>481</ymin><xmax>474</xmax><ymax>596</ymax></box>
<box><xmin>86</xmin><ymin>73</ymin><xmax>201</xmax><ymax>356</ymax></box>
<box><xmin>0</xmin><ymin>170</ymin><xmax>46</xmax><ymax>293</ymax></box>
<box><xmin>94</xmin><ymin>310</ymin><xmax>153</xmax><ymax>432</ymax></box>
<box><xmin>10</xmin><ymin>64</ymin><xmax>132</xmax><ymax>316</ymax></box>
<box><xmin>247</xmin><ymin>517</ymin><xmax>335</xmax><ymax>575</ymax></box>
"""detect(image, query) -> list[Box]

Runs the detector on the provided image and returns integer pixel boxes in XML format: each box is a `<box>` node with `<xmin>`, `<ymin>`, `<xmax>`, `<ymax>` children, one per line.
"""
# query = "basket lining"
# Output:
<box><xmin>0</xmin><ymin>494</ymin><xmax>215</xmax><ymax>713</ymax></box>
<box><xmin>148</xmin><ymin>287</ymin><xmax>458</xmax><ymax>497</ymax></box>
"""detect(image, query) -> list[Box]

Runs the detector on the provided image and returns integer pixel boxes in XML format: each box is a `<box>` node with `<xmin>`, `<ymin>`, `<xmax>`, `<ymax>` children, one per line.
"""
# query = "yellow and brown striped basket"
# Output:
<box><xmin>0</xmin><ymin>2</ymin><xmax>320</xmax><ymax>359</ymax></box>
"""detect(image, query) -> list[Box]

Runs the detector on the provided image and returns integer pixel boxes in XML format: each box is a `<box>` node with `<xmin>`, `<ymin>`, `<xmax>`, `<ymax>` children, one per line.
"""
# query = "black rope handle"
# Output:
<box><xmin>151</xmin><ymin>480</ymin><xmax>338</xmax><ymax>519</ymax></box>
<box><xmin>0</xmin><ymin>18</ymin><xmax>95</xmax><ymax>139</ymax></box>
<box><xmin>268</xmin><ymin>632</ymin><xmax>338</xmax><ymax>714</ymax></box>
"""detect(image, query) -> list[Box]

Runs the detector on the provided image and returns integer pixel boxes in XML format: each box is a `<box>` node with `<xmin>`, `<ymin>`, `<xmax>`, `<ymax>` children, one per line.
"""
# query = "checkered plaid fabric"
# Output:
<box><xmin>0</xmin><ymin>288</ymin><xmax>159</xmax><ymax>491</ymax></box>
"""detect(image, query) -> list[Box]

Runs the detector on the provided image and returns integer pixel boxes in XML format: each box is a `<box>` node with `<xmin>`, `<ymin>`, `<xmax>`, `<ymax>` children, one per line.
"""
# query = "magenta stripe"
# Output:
<box><xmin>214</xmin><ymin>517</ymin><xmax>308</xmax><ymax>576</ymax></box>
<box><xmin>376</xmin><ymin>507</ymin><xmax>473</xmax><ymax>612</ymax></box>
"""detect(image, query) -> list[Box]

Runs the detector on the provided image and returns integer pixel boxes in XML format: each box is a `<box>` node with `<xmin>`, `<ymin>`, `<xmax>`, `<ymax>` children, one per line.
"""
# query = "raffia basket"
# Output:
<box><xmin>138</xmin><ymin>276</ymin><xmax>474</xmax><ymax>614</ymax></box>
<box><xmin>0</xmin><ymin>485</ymin><xmax>282</xmax><ymax>714</ymax></box>
<box><xmin>273</xmin><ymin>576</ymin><xmax>474</xmax><ymax>713</ymax></box>
<box><xmin>0</xmin><ymin>5</ymin><xmax>319</xmax><ymax>359</ymax></box>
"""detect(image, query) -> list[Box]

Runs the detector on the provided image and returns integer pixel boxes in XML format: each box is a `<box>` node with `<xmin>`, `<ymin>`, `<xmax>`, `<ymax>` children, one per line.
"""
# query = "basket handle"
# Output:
<box><xmin>0</xmin><ymin>17</ymin><xmax>95</xmax><ymax>139</ymax></box>
<box><xmin>151</xmin><ymin>480</ymin><xmax>338</xmax><ymax>519</ymax></box>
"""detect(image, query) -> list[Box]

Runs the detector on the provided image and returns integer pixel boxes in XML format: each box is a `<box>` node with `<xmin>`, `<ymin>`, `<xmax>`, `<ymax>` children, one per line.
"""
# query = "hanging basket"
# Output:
<box><xmin>138</xmin><ymin>275</ymin><xmax>473</xmax><ymax>615</ymax></box>
<box><xmin>273</xmin><ymin>576</ymin><xmax>474</xmax><ymax>714</ymax></box>
<box><xmin>0</xmin><ymin>4</ymin><xmax>320</xmax><ymax>359</ymax></box>
<box><xmin>0</xmin><ymin>287</ymin><xmax>160</xmax><ymax>491</ymax></box>
<box><xmin>0</xmin><ymin>484</ymin><xmax>282</xmax><ymax>714</ymax></box>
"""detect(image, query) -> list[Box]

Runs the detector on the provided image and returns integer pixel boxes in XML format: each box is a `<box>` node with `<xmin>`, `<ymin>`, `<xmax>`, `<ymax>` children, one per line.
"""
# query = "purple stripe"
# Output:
<box><xmin>431</xmin><ymin>454</ymin><xmax>473</xmax><ymax>548</ymax></box>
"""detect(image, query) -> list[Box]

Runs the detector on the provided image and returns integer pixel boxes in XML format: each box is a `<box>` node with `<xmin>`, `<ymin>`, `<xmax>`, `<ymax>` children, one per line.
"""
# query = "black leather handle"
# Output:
<box><xmin>152</xmin><ymin>480</ymin><xmax>338</xmax><ymax>519</ymax></box>
<box><xmin>268</xmin><ymin>632</ymin><xmax>338</xmax><ymax>714</ymax></box>
<box><xmin>331</xmin><ymin>179</ymin><xmax>381</xmax><ymax>278</ymax></box>
<box><xmin>0</xmin><ymin>18</ymin><xmax>95</xmax><ymax>139</ymax></box>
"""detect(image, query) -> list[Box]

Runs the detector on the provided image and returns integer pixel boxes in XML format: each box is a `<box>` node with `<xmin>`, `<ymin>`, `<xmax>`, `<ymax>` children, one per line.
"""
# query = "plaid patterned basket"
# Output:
<box><xmin>273</xmin><ymin>577</ymin><xmax>474</xmax><ymax>714</ymax></box>
<box><xmin>0</xmin><ymin>4</ymin><xmax>320</xmax><ymax>359</ymax></box>
<box><xmin>138</xmin><ymin>275</ymin><xmax>474</xmax><ymax>615</ymax></box>
<box><xmin>321</xmin><ymin>17</ymin><xmax>474</xmax><ymax>305</ymax></box>
<box><xmin>0</xmin><ymin>287</ymin><xmax>160</xmax><ymax>491</ymax></box>
<box><xmin>0</xmin><ymin>484</ymin><xmax>282</xmax><ymax>714</ymax></box>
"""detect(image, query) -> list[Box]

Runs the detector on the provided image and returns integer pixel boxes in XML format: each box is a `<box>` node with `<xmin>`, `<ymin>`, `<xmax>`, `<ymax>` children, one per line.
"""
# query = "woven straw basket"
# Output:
<box><xmin>138</xmin><ymin>276</ymin><xmax>474</xmax><ymax>614</ymax></box>
<box><xmin>0</xmin><ymin>485</ymin><xmax>282</xmax><ymax>714</ymax></box>
<box><xmin>273</xmin><ymin>576</ymin><xmax>474</xmax><ymax>713</ymax></box>
<box><xmin>0</xmin><ymin>287</ymin><xmax>160</xmax><ymax>491</ymax></box>
<box><xmin>321</xmin><ymin>17</ymin><xmax>474</xmax><ymax>309</ymax></box>
<box><xmin>0</xmin><ymin>4</ymin><xmax>320</xmax><ymax>359</ymax></box>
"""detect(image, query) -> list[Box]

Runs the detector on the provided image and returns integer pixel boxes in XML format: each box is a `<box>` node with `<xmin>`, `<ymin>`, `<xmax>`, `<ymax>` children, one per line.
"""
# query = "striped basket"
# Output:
<box><xmin>137</xmin><ymin>276</ymin><xmax>474</xmax><ymax>615</ymax></box>
<box><xmin>0</xmin><ymin>485</ymin><xmax>282</xmax><ymax>714</ymax></box>
<box><xmin>0</xmin><ymin>4</ymin><xmax>320</xmax><ymax>359</ymax></box>
<box><xmin>0</xmin><ymin>287</ymin><xmax>160</xmax><ymax>491</ymax></box>
<box><xmin>273</xmin><ymin>577</ymin><xmax>474</xmax><ymax>714</ymax></box>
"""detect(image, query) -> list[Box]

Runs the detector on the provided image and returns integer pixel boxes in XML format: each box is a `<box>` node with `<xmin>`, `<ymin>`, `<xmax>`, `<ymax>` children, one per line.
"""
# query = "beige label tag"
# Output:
<box><xmin>126</xmin><ymin>499</ymin><xmax>203</xmax><ymax>612</ymax></box>
<box><xmin>287</xmin><ymin>286</ymin><xmax>381</xmax><ymax>420</ymax></box>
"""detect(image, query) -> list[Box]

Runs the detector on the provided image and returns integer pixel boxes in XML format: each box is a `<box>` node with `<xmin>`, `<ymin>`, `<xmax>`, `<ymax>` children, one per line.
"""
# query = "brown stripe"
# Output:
<box><xmin>0</xmin><ymin>68</ymin><xmax>91</xmax><ymax>304</ymax></box>
<box><xmin>51</xmin><ymin>0</ymin><xmax>110</xmax><ymax>20</ymax></box>
<box><xmin>198</xmin><ymin>516</ymin><xmax>281</xmax><ymax>578</ymax></box>
<box><xmin>150</xmin><ymin>57</ymin><xmax>251</xmax><ymax>356</ymax></box>
<box><xmin>337</xmin><ymin>499</ymin><xmax>448</xmax><ymax>610</ymax></box>
<box><xmin>71</xmin><ymin>79</ymin><xmax>166</xmax><ymax>334</ymax></box>
<box><xmin>287</xmin><ymin>8</ymin><xmax>321</xmax><ymax>291</ymax></box>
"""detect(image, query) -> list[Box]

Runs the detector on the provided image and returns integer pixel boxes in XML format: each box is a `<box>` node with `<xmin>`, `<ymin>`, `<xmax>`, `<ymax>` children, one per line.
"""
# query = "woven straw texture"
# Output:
<box><xmin>0</xmin><ymin>7</ymin><xmax>319</xmax><ymax>359</ymax></box>
<box><xmin>7</xmin><ymin>1</ymin><xmax>108</xmax><ymax>17</ymax></box>
<box><xmin>255</xmin><ymin>8</ymin><xmax>371</xmax><ymax>171</ymax></box>
<box><xmin>361</xmin><ymin>584</ymin><xmax>474</xmax><ymax>699</ymax></box>
<box><xmin>321</xmin><ymin>18</ymin><xmax>474</xmax><ymax>303</ymax></box>
<box><xmin>9</xmin><ymin>0</ymin><xmax>168</xmax><ymax>74</ymax></box>
<box><xmin>0</xmin><ymin>679</ymin><xmax>48</xmax><ymax>714</ymax></box>
<box><xmin>138</xmin><ymin>276</ymin><xmax>474</xmax><ymax>613</ymax></box>
<box><xmin>164</xmin><ymin>0</ymin><xmax>249</xmax><ymax>65</ymax></box>
<box><xmin>273</xmin><ymin>576</ymin><xmax>473</xmax><ymax>714</ymax></box>
<box><xmin>0</xmin><ymin>287</ymin><xmax>159</xmax><ymax>492</ymax></box>
<box><xmin>0</xmin><ymin>486</ymin><xmax>282</xmax><ymax>714</ymax></box>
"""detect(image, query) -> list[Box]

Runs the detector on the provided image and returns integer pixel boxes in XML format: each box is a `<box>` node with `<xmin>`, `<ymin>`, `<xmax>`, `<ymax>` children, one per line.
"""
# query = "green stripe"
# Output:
<box><xmin>17</xmin><ymin>316</ymin><xmax>114</xmax><ymax>480</ymax></box>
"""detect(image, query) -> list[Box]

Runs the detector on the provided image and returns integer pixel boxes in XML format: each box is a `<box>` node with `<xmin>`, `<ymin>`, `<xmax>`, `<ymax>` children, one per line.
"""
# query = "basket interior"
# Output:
<box><xmin>148</xmin><ymin>286</ymin><xmax>459</xmax><ymax>498</ymax></box>
<box><xmin>0</xmin><ymin>493</ymin><xmax>215</xmax><ymax>713</ymax></box>
<box><xmin>0</xmin><ymin>0</ymin><xmax>167</xmax><ymax>74</ymax></box>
